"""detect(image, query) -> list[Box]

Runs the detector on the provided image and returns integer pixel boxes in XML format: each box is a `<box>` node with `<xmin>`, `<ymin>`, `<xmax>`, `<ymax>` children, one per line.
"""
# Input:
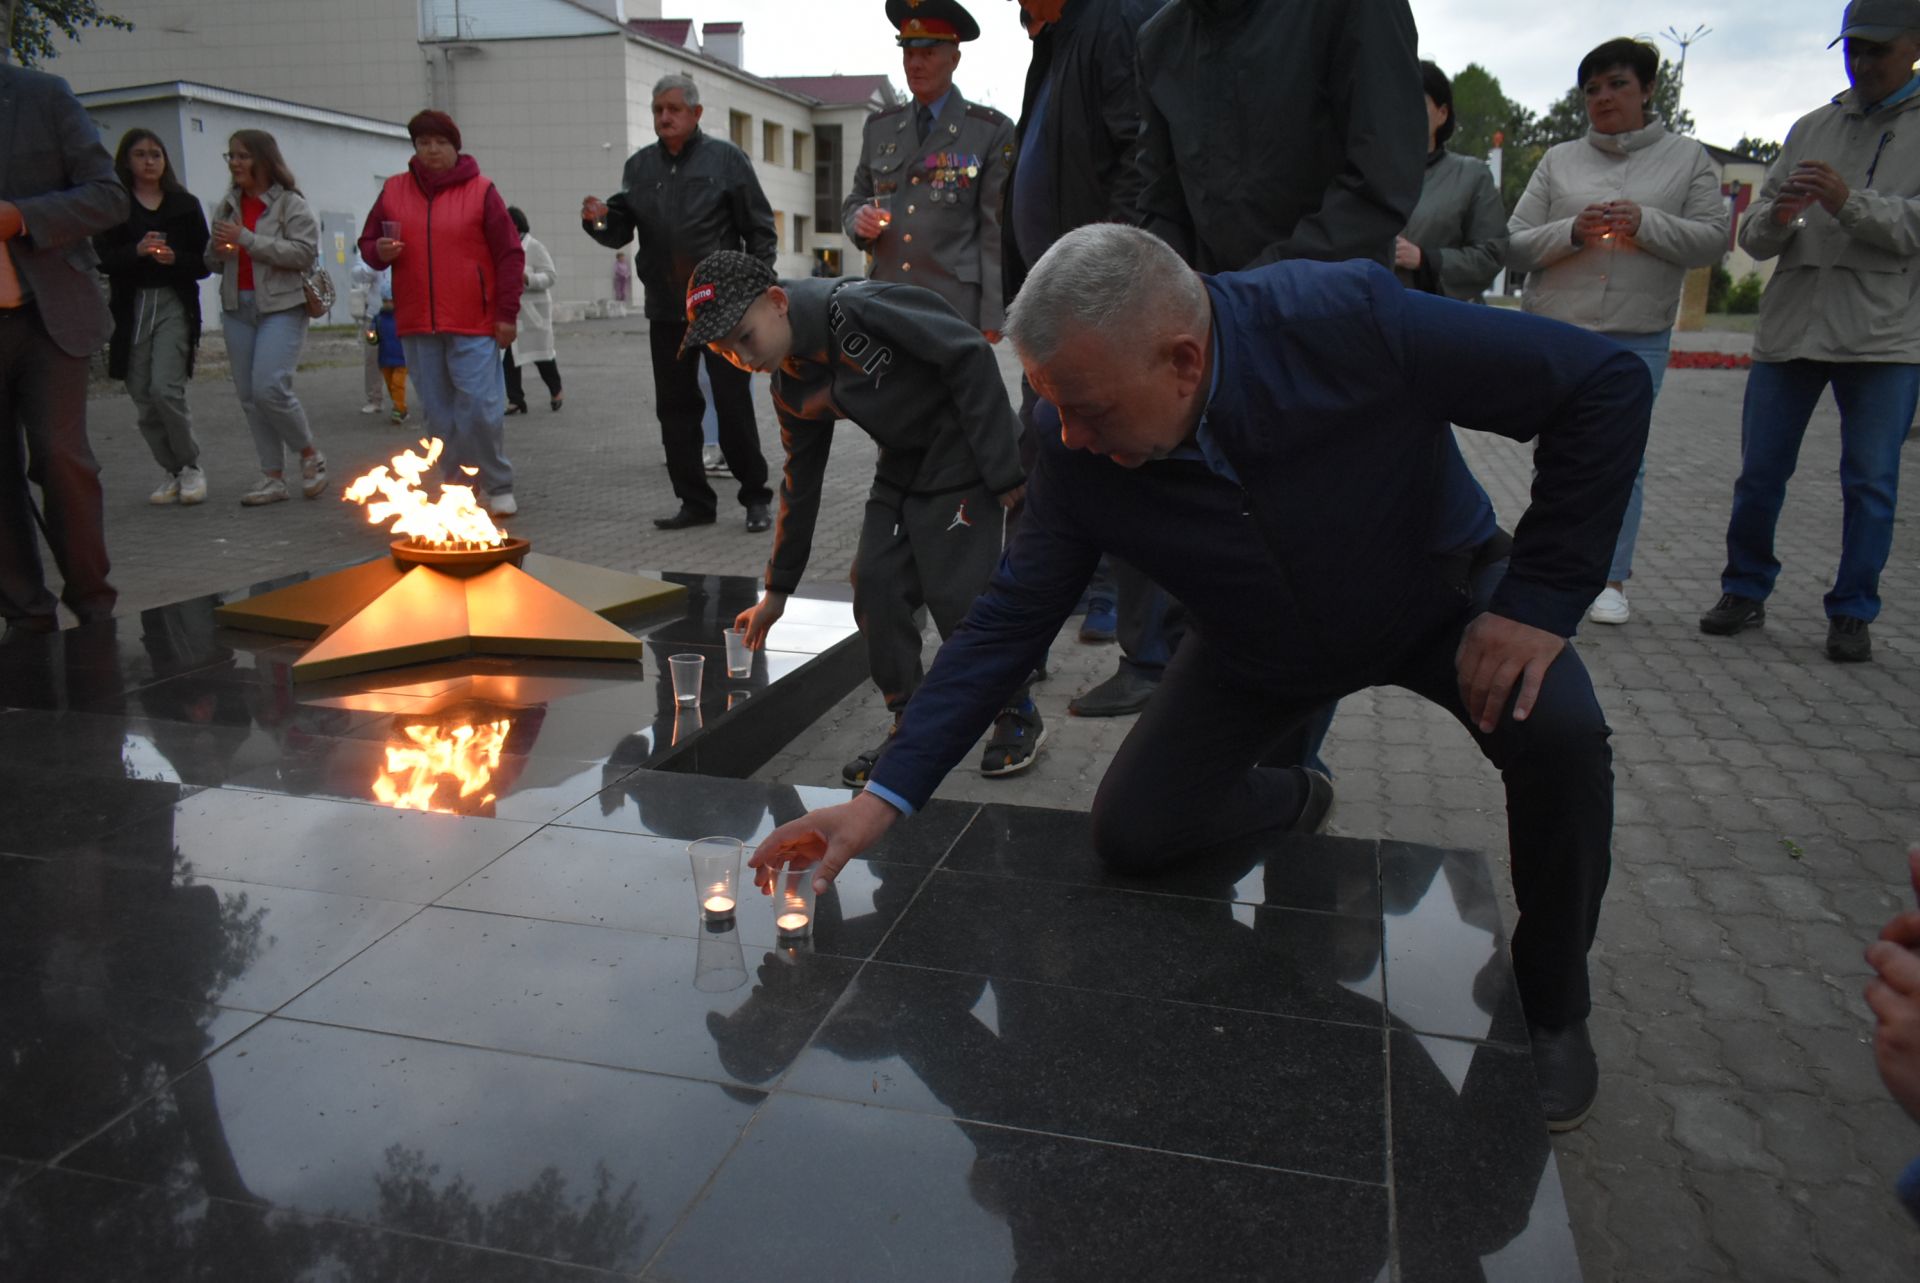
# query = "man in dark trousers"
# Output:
<box><xmin>683</xmin><ymin>250</ymin><xmax>1045</xmax><ymax>785</ymax></box>
<box><xmin>1004</xmin><ymin>0</ymin><xmax>1166</xmax><ymax>704</ymax></box>
<box><xmin>0</xmin><ymin>63</ymin><xmax>128</xmax><ymax>638</ymax></box>
<box><xmin>583</xmin><ymin>72</ymin><xmax>776</xmax><ymax>533</ymax></box>
<box><xmin>749</xmin><ymin>225</ymin><xmax>1652</xmax><ymax>1132</ymax></box>
<box><xmin>1071</xmin><ymin>0</ymin><xmax>1433</xmax><ymax>735</ymax></box>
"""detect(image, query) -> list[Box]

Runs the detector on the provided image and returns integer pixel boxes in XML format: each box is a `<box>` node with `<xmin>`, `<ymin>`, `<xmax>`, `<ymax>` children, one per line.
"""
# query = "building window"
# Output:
<box><xmin>729</xmin><ymin>110</ymin><xmax>752</xmax><ymax>151</ymax></box>
<box><xmin>813</xmin><ymin>124</ymin><xmax>843</xmax><ymax>230</ymax></box>
<box><xmin>763</xmin><ymin>121</ymin><xmax>783</xmax><ymax>164</ymax></box>
<box><xmin>792</xmin><ymin>131</ymin><xmax>809</xmax><ymax>172</ymax></box>
<box><xmin>773</xmin><ymin>210</ymin><xmax>786</xmax><ymax>251</ymax></box>
<box><xmin>795</xmin><ymin>214</ymin><xmax>809</xmax><ymax>251</ymax></box>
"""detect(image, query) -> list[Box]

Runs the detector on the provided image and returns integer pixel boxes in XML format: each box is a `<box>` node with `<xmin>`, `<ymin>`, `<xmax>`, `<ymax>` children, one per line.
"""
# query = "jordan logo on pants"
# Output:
<box><xmin>947</xmin><ymin>501</ymin><xmax>972</xmax><ymax>532</ymax></box>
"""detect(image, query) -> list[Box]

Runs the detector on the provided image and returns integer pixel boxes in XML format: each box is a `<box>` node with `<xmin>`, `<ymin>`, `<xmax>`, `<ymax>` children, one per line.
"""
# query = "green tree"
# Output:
<box><xmin>8</xmin><ymin>0</ymin><xmax>132</xmax><ymax>67</ymax></box>
<box><xmin>1735</xmin><ymin>135</ymin><xmax>1783</xmax><ymax>164</ymax></box>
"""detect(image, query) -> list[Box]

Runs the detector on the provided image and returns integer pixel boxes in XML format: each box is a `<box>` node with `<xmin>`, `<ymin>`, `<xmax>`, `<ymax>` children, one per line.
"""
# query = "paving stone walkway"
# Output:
<box><xmin>37</xmin><ymin>314</ymin><xmax>1920</xmax><ymax>1281</ymax></box>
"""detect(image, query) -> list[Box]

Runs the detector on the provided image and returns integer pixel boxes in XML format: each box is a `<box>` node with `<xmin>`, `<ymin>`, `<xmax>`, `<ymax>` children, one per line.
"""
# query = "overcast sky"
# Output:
<box><xmin>706</xmin><ymin>0</ymin><xmax>1847</xmax><ymax>150</ymax></box>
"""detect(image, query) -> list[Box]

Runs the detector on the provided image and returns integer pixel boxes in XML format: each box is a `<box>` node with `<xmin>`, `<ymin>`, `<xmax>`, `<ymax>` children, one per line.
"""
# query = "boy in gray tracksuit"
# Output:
<box><xmin>680</xmin><ymin>249</ymin><xmax>1043</xmax><ymax>786</ymax></box>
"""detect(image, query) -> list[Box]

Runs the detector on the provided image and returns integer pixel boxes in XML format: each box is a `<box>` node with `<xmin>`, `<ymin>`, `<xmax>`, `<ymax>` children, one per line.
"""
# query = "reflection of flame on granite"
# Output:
<box><xmin>213</xmin><ymin>438</ymin><xmax>688</xmax><ymax>683</ymax></box>
<box><xmin>373</xmin><ymin>716</ymin><xmax>513</xmax><ymax>813</ymax></box>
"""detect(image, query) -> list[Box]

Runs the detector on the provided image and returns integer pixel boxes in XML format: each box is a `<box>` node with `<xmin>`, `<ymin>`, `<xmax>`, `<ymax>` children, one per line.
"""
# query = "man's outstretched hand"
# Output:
<box><xmin>750</xmin><ymin>791</ymin><xmax>902</xmax><ymax>894</ymax></box>
<box><xmin>1455</xmin><ymin>611</ymin><xmax>1567</xmax><ymax>734</ymax></box>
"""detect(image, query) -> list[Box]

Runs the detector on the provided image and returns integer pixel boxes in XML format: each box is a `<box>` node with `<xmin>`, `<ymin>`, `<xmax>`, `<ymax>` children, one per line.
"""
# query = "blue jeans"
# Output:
<box><xmin>1722</xmin><ymin>359</ymin><xmax>1919</xmax><ymax>622</ymax></box>
<box><xmin>1604</xmin><ymin>330</ymin><xmax>1671</xmax><ymax>583</ymax></box>
<box><xmin>222</xmin><ymin>292</ymin><xmax>312</xmax><ymax>474</ymax></box>
<box><xmin>402</xmin><ymin>332</ymin><xmax>514</xmax><ymax>495</ymax></box>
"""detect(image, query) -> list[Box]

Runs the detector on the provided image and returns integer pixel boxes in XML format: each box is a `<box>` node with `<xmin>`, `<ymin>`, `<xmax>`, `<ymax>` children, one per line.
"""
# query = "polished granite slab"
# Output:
<box><xmin>0</xmin><ymin>576</ymin><xmax>1580</xmax><ymax>1280</ymax></box>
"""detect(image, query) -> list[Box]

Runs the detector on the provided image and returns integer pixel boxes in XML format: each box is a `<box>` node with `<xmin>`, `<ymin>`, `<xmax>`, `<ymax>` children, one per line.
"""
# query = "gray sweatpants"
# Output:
<box><xmin>127</xmin><ymin>288</ymin><xmax>199</xmax><ymax>473</ymax></box>
<box><xmin>853</xmin><ymin>479</ymin><xmax>1009</xmax><ymax>715</ymax></box>
<box><xmin>222</xmin><ymin>290</ymin><xmax>314</xmax><ymax>474</ymax></box>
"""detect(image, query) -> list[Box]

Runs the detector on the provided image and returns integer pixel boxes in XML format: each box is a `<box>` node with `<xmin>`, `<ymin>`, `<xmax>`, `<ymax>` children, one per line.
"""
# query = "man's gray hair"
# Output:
<box><xmin>1006</xmin><ymin>224</ymin><xmax>1208</xmax><ymax>364</ymax></box>
<box><xmin>652</xmin><ymin>73</ymin><xmax>700</xmax><ymax>107</ymax></box>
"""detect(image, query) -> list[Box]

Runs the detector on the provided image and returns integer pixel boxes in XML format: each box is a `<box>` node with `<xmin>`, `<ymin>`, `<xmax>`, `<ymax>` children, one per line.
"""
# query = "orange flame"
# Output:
<box><xmin>372</xmin><ymin>718</ymin><xmax>512</xmax><ymax>813</ymax></box>
<box><xmin>342</xmin><ymin>437</ymin><xmax>506</xmax><ymax>548</ymax></box>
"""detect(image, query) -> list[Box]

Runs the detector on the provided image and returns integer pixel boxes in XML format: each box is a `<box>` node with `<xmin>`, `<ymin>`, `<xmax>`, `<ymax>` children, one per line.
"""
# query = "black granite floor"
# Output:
<box><xmin>0</xmin><ymin>572</ymin><xmax>1581</xmax><ymax>1281</ymax></box>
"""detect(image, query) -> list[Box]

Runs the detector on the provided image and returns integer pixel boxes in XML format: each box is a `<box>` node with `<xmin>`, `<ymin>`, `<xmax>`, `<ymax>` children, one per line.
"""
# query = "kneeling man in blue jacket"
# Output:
<box><xmin>753</xmin><ymin>223</ymin><xmax>1651</xmax><ymax>1131</ymax></box>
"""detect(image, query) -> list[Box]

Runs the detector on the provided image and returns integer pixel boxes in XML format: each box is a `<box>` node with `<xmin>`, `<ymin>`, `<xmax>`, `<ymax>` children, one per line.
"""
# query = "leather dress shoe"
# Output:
<box><xmin>654</xmin><ymin>507</ymin><xmax>717</xmax><ymax>531</ymax></box>
<box><xmin>745</xmin><ymin>502</ymin><xmax>772</xmax><ymax>533</ymax></box>
<box><xmin>1068</xmin><ymin>666</ymin><xmax>1160</xmax><ymax>717</ymax></box>
<box><xmin>1529</xmin><ymin>1019</ymin><xmax>1598</xmax><ymax>1131</ymax></box>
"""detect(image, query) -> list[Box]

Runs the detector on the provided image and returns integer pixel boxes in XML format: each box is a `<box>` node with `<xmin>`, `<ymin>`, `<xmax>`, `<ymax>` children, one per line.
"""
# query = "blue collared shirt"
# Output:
<box><xmin>916</xmin><ymin>89</ymin><xmax>953</xmax><ymax>136</ymax></box>
<box><xmin>1170</xmin><ymin>334</ymin><xmax>1236</xmax><ymax>482</ymax></box>
<box><xmin>1870</xmin><ymin>72</ymin><xmax>1920</xmax><ymax>114</ymax></box>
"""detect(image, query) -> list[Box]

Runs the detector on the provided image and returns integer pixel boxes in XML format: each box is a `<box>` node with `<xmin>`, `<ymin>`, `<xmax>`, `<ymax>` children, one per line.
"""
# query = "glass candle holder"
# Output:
<box><xmin>689</xmin><ymin>836</ymin><xmax>743</xmax><ymax>923</ymax></box>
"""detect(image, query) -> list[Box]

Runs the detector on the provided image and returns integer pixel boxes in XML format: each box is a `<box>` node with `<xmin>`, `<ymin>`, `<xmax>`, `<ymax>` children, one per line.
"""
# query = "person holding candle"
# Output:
<box><xmin>748</xmin><ymin>223</ymin><xmax>1653</xmax><ymax>1132</ymax></box>
<box><xmin>1395</xmin><ymin>62</ymin><xmax>1508</xmax><ymax>302</ymax></box>
<box><xmin>0</xmin><ymin>62</ymin><xmax>127</xmax><ymax>637</ymax></box>
<box><xmin>1507</xmin><ymin>37</ymin><xmax>1728</xmax><ymax>627</ymax></box>
<box><xmin>681</xmin><ymin>249</ymin><xmax>1046</xmax><ymax>784</ymax></box>
<box><xmin>95</xmin><ymin>128</ymin><xmax>213</xmax><ymax>507</ymax></box>
<box><xmin>358</xmin><ymin>110</ymin><xmax>523</xmax><ymax>518</ymax></box>
<box><xmin>1700</xmin><ymin>0</ymin><xmax>1920</xmax><ymax>663</ymax></box>
<box><xmin>208</xmin><ymin>129</ymin><xmax>327</xmax><ymax>508</ymax></box>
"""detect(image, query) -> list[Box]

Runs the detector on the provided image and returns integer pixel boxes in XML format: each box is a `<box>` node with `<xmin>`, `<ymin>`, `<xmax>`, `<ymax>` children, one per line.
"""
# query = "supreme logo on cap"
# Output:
<box><xmin>687</xmin><ymin>284</ymin><xmax>717</xmax><ymax>310</ymax></box>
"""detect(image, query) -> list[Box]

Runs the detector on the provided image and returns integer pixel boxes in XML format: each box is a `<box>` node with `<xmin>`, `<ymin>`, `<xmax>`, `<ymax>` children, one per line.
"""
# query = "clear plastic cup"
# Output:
<box><xmin>723</xmin><ymin>626</ymin><xmax>752</xmax><ymax>678</ymax></box>
<box><xmin>769</xmin><ymin>862</ymin><xmax>818</xmax><ymax>941</ymax></box>
<box><xmin>689</xmin><ymin>836</ymin><xmax>743</xmax><ymax>922</ymax></box>
<box><xmin>669</xmin><ymin>653</ymin><xmax>704</xmax><ymax>706</ymax></box>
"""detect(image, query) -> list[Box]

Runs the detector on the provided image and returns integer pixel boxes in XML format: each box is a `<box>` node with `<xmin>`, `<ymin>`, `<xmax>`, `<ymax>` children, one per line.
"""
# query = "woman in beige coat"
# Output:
<box><xmin>1508</xmin><ymin>37</ymin><xmax>1728</xmax><ymax>625</ymax></box>
<box><xmin>207</xmin><ymin>129</ymin><xmax>326</xmax><ymax>506</ymax></box>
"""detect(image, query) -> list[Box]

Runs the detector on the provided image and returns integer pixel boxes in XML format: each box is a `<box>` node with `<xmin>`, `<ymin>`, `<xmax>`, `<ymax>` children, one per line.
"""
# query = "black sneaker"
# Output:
<box><xmin>1068</xmin><ymin>666</ymin><xmax>1159</xmax><ymax>717</ymax></box>
<box><xmin>1827</xmin><ymin>615</ymin><xmax>1872</xmax><ymax>663</ymax></box>
<box><xmin>980</xmin><ymin>701</ymin><xmax>1047</xmax><ymax>777</ymax></box>
<box><xmin>654</xmin><ymin>506</ymin><xmax>717</xmax><ymax>530</ymax></box>
<box><xmin>1530</xmin><ymin>1019</ymin><xmax>1599</xmax><ymax>1132</ymax></box>
<box><xmin>841</xmin><ymin>721</ymin><xmax>898</xmax><ymax>787</ymax></box>
<box><xmin>1699</xmin><ymin>593</ymin><xmax>1765</xmax><ymax>636</ymax></box>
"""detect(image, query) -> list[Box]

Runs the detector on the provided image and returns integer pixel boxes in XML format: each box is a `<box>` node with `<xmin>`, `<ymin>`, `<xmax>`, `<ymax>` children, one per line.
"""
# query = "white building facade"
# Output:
<box><xmin>49</xmin><ymin>1</ymin><xmax>897</xmax><ymax>316</ymax></box>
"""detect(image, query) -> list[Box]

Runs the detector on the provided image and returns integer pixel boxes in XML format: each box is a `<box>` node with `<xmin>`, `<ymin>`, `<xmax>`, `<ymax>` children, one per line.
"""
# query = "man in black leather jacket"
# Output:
<box><xmin>583</xmin><ymin>73</ymin><xmax>778</xmax><ymax>533</ymax></box>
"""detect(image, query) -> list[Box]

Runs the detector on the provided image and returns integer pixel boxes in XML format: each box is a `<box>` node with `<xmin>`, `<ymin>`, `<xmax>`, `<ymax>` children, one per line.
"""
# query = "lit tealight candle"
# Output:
<box><xmin>703</xmin><ymin>894</ymin><xmax>736</xmax><ymax>917</ymax></box>
<box><xmin>776</xmin><ymin>911</ymin><xmax>811</xmax><ymax>935</ymax></box>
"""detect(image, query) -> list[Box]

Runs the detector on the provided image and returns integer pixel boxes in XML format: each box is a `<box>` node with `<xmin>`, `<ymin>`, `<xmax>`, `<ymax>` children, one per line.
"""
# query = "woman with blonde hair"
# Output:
<box><xmin>207</xmin><ymin>128</ymin><xmax>326</xmax><ymax>506</ymax></box>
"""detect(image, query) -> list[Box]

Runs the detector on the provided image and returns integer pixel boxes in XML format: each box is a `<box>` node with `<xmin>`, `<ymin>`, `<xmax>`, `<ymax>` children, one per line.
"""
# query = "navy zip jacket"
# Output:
<box><xmin>868</xmin><ymin>259</ymin><xmax>1652</xmax><ymax>811</ymax></box>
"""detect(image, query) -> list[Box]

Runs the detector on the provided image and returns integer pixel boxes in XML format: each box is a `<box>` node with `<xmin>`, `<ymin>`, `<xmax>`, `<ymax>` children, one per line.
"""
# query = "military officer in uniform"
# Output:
<box><xmin>843</xmin><ymin>0</ymin><xmax>1015</xmax><ymax>340</ymax></box>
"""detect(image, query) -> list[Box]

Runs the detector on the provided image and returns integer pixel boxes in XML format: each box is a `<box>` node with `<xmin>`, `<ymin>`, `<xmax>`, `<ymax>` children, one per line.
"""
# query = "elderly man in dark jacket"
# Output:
<box><xmin>749</xmin><ymin>224</ymin><xmax>1653</xmax><ymax>1133</ymax></box>
<box><xmin>0</xmin><ymin>64</ymin><xmax>129</xmax><ymax>637</ymax></box>
<box><xmin>584</xmin><ymin>73</ymin><xmax>777</xmax><ymax>532</ymax></box>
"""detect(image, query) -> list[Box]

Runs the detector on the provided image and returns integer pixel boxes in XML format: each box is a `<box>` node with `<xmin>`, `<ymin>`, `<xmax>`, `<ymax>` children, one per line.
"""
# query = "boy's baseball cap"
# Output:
<box><xmin>680</xmin><ymin>251</ymin><xmax>777</xmax><ymax>355</ymax></box>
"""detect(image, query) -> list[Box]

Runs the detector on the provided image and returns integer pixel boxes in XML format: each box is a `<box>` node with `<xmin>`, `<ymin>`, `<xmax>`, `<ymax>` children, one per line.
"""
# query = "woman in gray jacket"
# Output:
<box><xmin>1508</xmin><ymin>37</ymin><xmax>1728</xmax><ymax>625</ymax></box>
<box><xmin>207</xmin><ymin>129</ymin><xmax>326</xmax><ymax>507</ymax></box>
<box><xmin>1396</xmin><ymin>61</ymin><xmax>1508</xmax><ymax>301</ymax></box>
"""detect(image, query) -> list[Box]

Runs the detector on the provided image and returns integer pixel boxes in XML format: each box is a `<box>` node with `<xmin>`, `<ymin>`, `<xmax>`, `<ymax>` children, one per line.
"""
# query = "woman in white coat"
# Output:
<box><xmin>503</xmin><ymin>205</ymin><xmax>563</xmax><ymax>413</ymax></box>
<box><xmin>1508</xmin><ymin>36</ymin><xmax>1728</xmax><ymax>626</ymax></box>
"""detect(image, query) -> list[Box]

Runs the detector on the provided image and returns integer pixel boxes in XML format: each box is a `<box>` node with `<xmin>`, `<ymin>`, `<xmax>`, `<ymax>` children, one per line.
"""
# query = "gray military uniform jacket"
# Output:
<box><xmin>841</xmin><ymin>88</ymin><xmax>1016</xmax><ymax>332</ymax></box>
<box><xmin>1399</xmin><ymin>148</ymin><xmax>1508</xmax><ymax>301</ymax></box>
<box><xmin>762</xmin><ymin>277</ymin><xmax>1025</xmax><ymax>595</ymax></box>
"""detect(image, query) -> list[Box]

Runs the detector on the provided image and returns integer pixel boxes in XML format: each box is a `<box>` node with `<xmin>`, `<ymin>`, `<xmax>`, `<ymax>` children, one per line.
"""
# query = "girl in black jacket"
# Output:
<box><xmin>94</xmin><ymin>128</ymin><xmax>212</xmax><ymax>505</ymax></box>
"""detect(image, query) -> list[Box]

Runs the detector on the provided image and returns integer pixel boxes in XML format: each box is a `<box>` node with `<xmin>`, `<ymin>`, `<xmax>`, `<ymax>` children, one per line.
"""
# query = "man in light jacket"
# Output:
<box><xmin>0</xmin><ymin>64</ymin><xmax>128</xmax><ymax>637</ymax></box>
<box><xmin>1701</xmin><ymin>0</ymin><xmax>1920</xmax><ymax>663</ymax></box>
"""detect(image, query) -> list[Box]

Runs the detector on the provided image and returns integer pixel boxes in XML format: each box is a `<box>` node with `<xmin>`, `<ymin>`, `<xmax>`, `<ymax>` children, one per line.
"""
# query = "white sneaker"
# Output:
<box><xmin>240</xmin><ymin>475</ymin><xmax>289</xmax><ymax>506</ymax></box>
<box><xmin>1587</xmin><ymin>586</ymin><xmax>1630</xmax><ymax>625</ymax></box>
<box><xmin>486</xmin><ymin>491</ymin><xmax>518</xmax><ymax>517</ymax></box>
<box><xmin>177</xmin><ymin>465</ymin><xmax>208</xmax><ymax>506</ymax></box>
<box><xmin>148</xmin><ymin>473</ymin><xmax>181</xmax><ymax>505</ymax></box>
<box><xmin>300</xmin><ymin>453</ymin><xmax>328</xmax><ymax>499</ymax></box>
<box><xmin>701</xmin><ymin>444</ymin><xmax>727</xmax><ymax>474</ymax></box>
<box><xmin>360</xmin><ymin>401</ymin><xmax>381</xmax><ymax>415</ymax></box>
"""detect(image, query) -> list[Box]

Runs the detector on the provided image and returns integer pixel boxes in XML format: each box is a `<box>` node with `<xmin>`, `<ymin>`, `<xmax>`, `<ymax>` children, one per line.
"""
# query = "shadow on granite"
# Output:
<box><xmin>0</xmin><ymin>576</ymin><xmax>1580</xmax><ymax>1280</ymax></box>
